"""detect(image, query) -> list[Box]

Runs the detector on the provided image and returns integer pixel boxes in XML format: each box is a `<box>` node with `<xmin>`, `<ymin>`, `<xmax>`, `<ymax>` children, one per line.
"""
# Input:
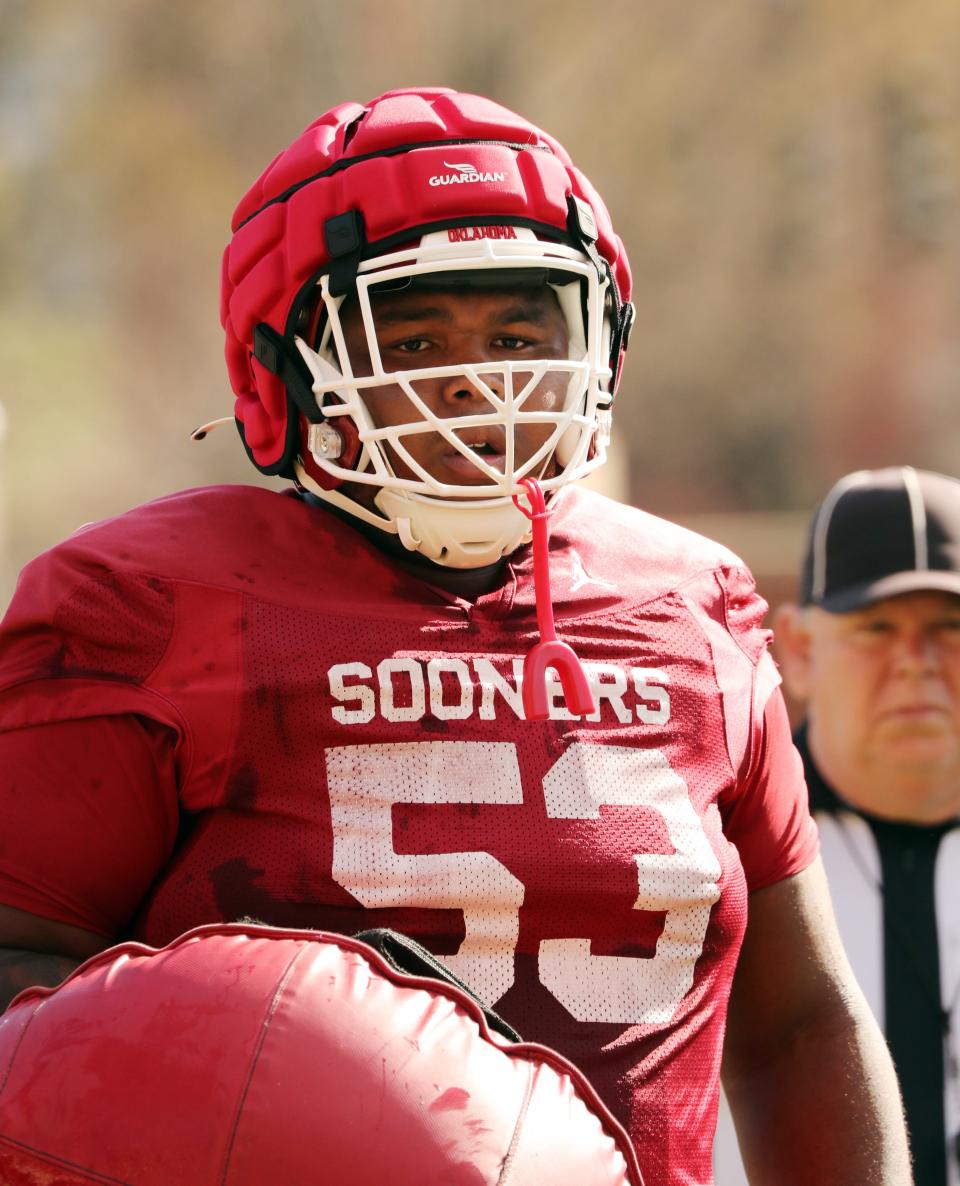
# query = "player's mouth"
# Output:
<box><xmin>441</xmin><ymin>432</ymin><xmax>509</xmax><ymax>479</ymax></box>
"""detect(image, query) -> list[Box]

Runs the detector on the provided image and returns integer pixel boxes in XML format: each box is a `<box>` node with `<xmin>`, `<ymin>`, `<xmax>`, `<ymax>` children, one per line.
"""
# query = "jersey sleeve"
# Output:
<box><xmin>0</xmin><ymin>535</ymin><xmax>183</xmax><ymax>733</ymax></box>
<box><xmin>720</xmin><ymin>684</ymin><xmax>819</xmax><ymax>893</ymax></box>
<box><xmin>708</xmin><ymin>563</ymin><xmax>819</xmax><ymax>893</ymax></box>
<box><xmin>0</xmin><ymin>536</ymin><xmax>185</xmax><ymax>937</ymax></box>
<box><xmin>0</xmin><ymin>714</ymin><xmax>180</xmax><ymax>937</ymax></box>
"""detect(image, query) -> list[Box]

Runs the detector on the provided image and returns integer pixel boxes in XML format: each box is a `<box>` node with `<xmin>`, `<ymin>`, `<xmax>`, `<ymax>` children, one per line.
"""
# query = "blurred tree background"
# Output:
<box><xmin>2</xmin><ymin>0</ymin><xmax>959</xmax><ymax>611</ymax></box>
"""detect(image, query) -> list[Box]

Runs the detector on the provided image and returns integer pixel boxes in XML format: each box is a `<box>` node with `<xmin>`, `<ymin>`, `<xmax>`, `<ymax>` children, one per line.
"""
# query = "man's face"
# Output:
<box><xmin>797</xmin><ymin>591</ymin><xmax>960</xmax><ymax>810</ymax></box>
<box><xmin>338</xmin><ymin>284</ymin><xmax>571</xmax><ymax>489</ymax></box>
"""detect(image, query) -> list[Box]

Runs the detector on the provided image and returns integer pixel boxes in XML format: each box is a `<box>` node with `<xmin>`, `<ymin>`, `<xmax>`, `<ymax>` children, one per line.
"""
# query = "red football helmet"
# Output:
<box><xmin>220</xmin><ymin>87</ymin><xmax>634</xmax><ymax>568</ymax></box>
<box><xmin>0</xmin><ymin>924</ymin><xmax>644</xmax><ymax>1185</ymax></box>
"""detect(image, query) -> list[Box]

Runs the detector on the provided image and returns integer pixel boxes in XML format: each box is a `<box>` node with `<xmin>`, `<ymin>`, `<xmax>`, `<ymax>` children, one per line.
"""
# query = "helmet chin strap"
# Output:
<box><xmin>291</xmin><ymin>461</ymin><xmax>533</xmax><ymax>570</ymax></box>
<box><xmin>373</xmin><ymin>487</ymin><xmax>533</xmax><ymax>569</ymax></box>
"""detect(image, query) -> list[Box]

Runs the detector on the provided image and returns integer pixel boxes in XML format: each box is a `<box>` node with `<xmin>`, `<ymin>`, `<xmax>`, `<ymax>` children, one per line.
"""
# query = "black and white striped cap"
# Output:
<box><xmin>801</xmin><ymin>467</ymin><xmax>960</xmax><ymax>612</ymax></box>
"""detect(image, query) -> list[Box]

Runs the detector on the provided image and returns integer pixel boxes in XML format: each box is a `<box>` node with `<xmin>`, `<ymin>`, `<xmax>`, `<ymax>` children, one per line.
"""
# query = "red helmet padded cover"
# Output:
<box><xmin>220</xmin><ymin>87</ymin><xmax>632</xmax><ymax>473</ymax></box>
<box><xmin>0</xmin><ymin>924</ymin><xmax>643</xmax><ymax>1186</ymax></box>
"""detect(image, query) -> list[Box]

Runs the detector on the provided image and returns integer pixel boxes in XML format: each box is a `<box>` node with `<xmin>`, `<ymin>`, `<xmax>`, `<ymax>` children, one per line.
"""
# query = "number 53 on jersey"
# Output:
<box><xmin>326</xmin><ymin>740</ymin><xmax>722</xmax><ymax>1025</ymax></box>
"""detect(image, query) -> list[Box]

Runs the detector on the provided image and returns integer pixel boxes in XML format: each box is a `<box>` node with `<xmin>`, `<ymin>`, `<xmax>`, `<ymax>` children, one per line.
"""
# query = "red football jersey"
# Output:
<box><xmin>0</xmin><ymin>484</ymin><xmax>816</xmax><ymax>1186</ymax></box>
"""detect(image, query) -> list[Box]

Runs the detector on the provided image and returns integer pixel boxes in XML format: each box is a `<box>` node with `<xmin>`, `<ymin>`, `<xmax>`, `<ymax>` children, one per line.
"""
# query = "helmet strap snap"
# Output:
<box><xmin>324</xmin><ymin>210</ymin><xmax>366</xmax><ymax>298</ymax></box>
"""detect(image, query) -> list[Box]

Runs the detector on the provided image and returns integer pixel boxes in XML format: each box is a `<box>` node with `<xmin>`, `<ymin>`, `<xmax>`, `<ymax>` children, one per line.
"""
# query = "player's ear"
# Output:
<box><xmin>772</xmin><ymin>603</ymin><xmax>813</xmax><ymax>703</ymax></box>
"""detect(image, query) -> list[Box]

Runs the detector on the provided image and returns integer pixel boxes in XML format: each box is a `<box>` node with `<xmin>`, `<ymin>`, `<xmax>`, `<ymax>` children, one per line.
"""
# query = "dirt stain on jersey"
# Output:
<box><xmin>430</xmin><ymin>1087</ymin><xmax>471</xmax><ymax>1113</ymax></box>
<box><xmin>226</xmin><ymin>762</ymin><xmax>259</xmax><ymax>811</ymax></box>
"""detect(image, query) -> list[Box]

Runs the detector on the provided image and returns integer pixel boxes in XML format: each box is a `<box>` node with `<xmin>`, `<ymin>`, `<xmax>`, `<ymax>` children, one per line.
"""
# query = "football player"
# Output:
<box><xmin>0</xmin><ymin>88</ymin><xmax>910</xmax><ymax>1184</ymax></box>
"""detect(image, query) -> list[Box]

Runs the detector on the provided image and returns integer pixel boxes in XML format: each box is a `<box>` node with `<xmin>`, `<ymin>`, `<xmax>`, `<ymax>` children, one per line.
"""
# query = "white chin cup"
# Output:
<box><xmin>374</xmin><ymin>487</ymin><xmax>532</xmax><ymax>569</ymax></box>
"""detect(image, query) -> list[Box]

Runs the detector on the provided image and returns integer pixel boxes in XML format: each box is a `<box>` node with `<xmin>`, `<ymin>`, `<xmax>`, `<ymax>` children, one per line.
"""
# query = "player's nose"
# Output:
<box><xmin>437</xmin><ymin>369</ymin><xmax>504</xmax><ymax>408</ymax></box>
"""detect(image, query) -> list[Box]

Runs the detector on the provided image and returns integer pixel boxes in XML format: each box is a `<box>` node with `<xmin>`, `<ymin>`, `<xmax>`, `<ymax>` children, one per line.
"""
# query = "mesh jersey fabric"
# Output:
<box><xmin>0</xmin><ymin>484</ymin><xmax>818</xmax><ymax>1186</ymax></box>
<box><xmin>0</xmin><ymin>924</ymin><xmax>643</xmax><ymax>1186</ymax></box>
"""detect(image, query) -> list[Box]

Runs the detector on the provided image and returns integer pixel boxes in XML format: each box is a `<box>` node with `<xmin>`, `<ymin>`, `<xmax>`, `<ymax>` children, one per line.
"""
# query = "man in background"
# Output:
<box><xmin>718</xmin><ymin>465</ymin><xmax>960</xmax><ymax>1185</ymax></box>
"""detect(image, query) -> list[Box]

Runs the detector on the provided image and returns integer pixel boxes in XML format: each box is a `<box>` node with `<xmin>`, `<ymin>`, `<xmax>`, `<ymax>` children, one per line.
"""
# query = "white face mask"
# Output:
<box><xmin>292</xmin><ymin>229</ymin><xmax>615</xmax><ymax>568</ymax></box>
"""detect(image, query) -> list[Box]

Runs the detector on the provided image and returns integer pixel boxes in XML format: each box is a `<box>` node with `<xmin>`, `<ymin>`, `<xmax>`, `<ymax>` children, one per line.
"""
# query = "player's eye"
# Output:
<box><xmin>389</xmin><ymin>336</ymin><xmax>432</xmax><ymax>353</ymax></box>
<box><xmin>492</xmin><ymin>334</ymin><xmax>535</xmax><ymax>351</ymax></box>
